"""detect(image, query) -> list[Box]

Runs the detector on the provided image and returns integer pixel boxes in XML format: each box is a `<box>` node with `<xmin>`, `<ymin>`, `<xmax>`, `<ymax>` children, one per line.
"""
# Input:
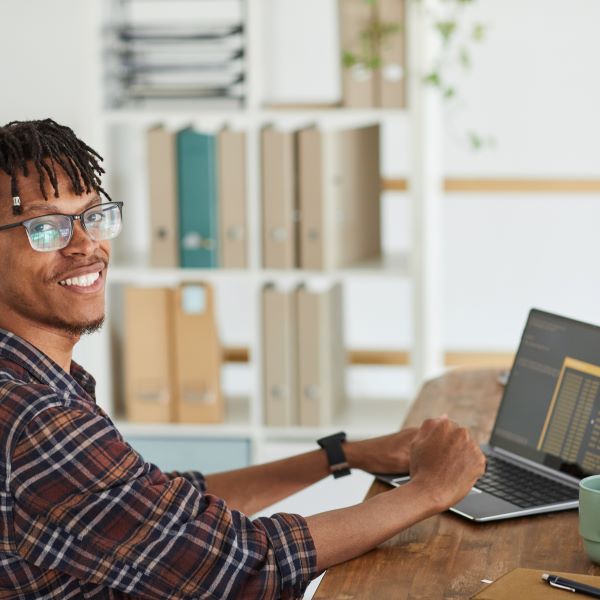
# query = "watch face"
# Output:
<box><xmin>318</xmin><ymin>431</ymin><xmax>347</xmax><ymax>446</ymax></box>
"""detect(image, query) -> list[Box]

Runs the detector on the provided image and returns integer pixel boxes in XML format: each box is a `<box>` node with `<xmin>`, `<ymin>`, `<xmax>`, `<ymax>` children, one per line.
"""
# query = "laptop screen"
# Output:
<box><xmin>489</xmin><ymin>308</ymin><xmax>600</xmax><ymax>480</ymax></box>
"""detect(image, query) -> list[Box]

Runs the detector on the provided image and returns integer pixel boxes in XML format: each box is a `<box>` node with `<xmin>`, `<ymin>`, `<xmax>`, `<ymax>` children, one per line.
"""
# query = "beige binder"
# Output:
<box><xmin>171</xmin><ymin>283</ymin><xmax>224</xmax><ymax>423</ymax></box>
<box><xmin>218</xmin><ymin>127</ymin><xmax>247</xmax><ymax>268</ymax></box>
<box><xmin>377</xmin><ymin>0</ymin><xmax>406</xmax><ymax>108</ymax></box>
<box><xmin>147</xmin><ymin>125</ymin><xmax>179</xmax><ymax>267</ymax></box>
<box><xmin>296</xmin><ymin>283</ymin><xmax>346</xmax><ymax>427</ymax></box>
<box><xmin>336</xmin><ymin>124</ymin><xmax>381</xmax><ymax>266</ymax></box>
<box><xmin>261</xmin><ymin>125</ymin><xmax>299</xmax><ymax>269</ymax></box>
<box><xmin>339</xmin><ymin>0</ymin><xmax>376</xmax><ymax>108</ymax></box>
<box><xmin>297</xmin><ymin>125</ymin><xmax>324</xmax><ymax>270</ymax></box>
<box><xmin>124</xmin><ymin>287</ymin><xmax>176</xmax><ymax>423</ymax></box>
<box><xmin>298</xmin><ymin>124</ymin><xmax>381</xmax><ymax>270</ymax></box>
<box><xmin>262</xmin><ymin>284</ymin><xmax>298</xmax><ymax>426</ymax></box>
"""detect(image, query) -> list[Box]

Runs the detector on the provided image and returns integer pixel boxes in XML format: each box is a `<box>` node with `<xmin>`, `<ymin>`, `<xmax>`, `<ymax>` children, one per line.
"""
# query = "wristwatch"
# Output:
<box><xmin>317</xmin><ymin>431</ymin><xmax>351</xmax><ymax>478</ymax></box>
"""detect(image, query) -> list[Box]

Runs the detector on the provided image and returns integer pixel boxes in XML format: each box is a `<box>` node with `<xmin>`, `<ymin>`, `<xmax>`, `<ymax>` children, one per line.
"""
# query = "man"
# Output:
<box><xmin>0</xmin><ymin>119</ymin><xmax>485</xmax><ymax>599</ymax></box>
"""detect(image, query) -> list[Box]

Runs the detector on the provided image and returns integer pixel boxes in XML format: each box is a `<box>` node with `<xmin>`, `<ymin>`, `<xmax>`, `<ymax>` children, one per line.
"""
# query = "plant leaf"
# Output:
<box><xmin>342</xmin><ymin>51</ymin><xmax>358</xmax><ymax>68</ymax></box>
<box><xmin>424</xmin><ymin>71</ymin><xmax>442</xmax><ymax>86</ymax></box>
<box><xmin>443</xmin><ymin>87</ymin><xmax>456</xmax><ymax>99</ymax></box>
<box><xmin>469</xmin><ymin>131</ymin><xmax>484</xmax><ymax>150</ymax></box>
<box><xmin>472</xmin><ymin>23</ymin><xmax>486</xmax><ymax>41</ymax></box>
<box><xmin>469</xmin><ymin>131</ymin><xmax>483</xmax><ymax>150</ymax></box>
<box><xmin>366</xmin><ymin>56</ymin><xmax>382</xmax><ymax>69</ymax></box>
<box><xmin>459</xmin><ymin>47</ymin><xmax>471</xmax><ymax>69</ymax></box>
<box><xmin>435</xmin><ymin>21</ymin><xmax>457</xmax><ymax>44</ymax></box>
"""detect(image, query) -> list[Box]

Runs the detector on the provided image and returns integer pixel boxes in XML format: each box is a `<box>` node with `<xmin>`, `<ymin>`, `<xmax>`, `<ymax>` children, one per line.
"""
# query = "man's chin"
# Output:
<box><xmin>48</xmin><ymin>316</ymin><xmax>105</xmax><ymax>338</ymax></box>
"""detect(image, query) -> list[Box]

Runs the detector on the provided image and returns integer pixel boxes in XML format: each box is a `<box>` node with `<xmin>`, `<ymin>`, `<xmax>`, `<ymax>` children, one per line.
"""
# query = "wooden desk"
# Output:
<box><xmin>313</xmin><ymin>369</ymin><xmax>600</xmax><ymax>599</ymax></box>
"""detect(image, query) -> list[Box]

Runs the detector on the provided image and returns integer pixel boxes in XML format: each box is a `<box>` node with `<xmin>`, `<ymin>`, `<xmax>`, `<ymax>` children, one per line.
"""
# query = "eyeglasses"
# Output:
<box><xmin>0</xmin><ymin>201</ymin><xmax>123</xmax><ymax>252</ymax></box>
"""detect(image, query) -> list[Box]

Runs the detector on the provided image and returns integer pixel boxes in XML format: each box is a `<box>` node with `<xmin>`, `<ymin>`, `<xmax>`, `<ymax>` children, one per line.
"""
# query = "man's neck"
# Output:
<box><xmin>0</xmin><ymin>316</ymin><xmax>77</xmax><ymax>373</ymax></box>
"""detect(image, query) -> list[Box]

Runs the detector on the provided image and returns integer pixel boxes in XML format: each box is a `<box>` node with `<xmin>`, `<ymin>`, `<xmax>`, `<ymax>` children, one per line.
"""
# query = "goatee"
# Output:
<box><xmin>51</xmin><ymin>316</ymin><xmax>105</xmax><ymax>337</ymax></box>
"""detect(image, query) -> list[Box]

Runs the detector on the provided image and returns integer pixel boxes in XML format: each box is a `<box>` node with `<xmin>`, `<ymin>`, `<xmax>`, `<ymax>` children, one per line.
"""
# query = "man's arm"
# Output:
<box><xmin>11</xmin><ymin>403</ymin><xmax>319</xmax><ymax>599</ymax></box>
<box><xmin>306</xmin><ymin>417</ymin><xmax>486</xmax><ymax>571</ymax></box>
<box><xmin>204</xmin><ymin>428</ymin><xmax>418</xmax><ymax>514</ymax></box>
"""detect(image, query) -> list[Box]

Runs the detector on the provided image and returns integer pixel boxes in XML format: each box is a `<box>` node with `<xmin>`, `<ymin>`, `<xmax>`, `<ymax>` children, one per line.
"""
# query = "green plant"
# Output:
<box><xmin>341</xmin><ymin>0</ymin><xmax>403</xmax><ymax>73</ymax></box>
<box><xmin>422</xmin><ymin>4</ymin><xmax>485</xmax><ymax>104</ymax></box>
<box><xmin>342</xmin><ymin>19</ymin><xmax>403</xmax><ymax>72</ymax></box>
<box><xmin>417</xmin><ymin>0</ymin><xmax>493</xmax><ymax>149</ymax></box>
<box><xmin>341</xmin><ymin>0</ymin><xmax>493</xmax><ymax>150</ymax></box>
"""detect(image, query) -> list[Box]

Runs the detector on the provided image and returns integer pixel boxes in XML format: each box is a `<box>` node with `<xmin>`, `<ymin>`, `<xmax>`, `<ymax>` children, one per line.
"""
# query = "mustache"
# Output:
<box><xmin>50</xmin><ymin>255</ymin><xmax>109</xmax><ymax>282</ymax></box>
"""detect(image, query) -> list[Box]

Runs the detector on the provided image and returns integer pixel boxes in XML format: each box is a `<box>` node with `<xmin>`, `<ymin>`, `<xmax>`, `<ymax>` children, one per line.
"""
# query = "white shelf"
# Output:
<box><xmin>115</xmin><ymin>396</ymin><xmax>410</xmax><ymax>442</ymax></box>
<box><xmin>101</xmin><ymin>108</ymin><xmax>248</xmax><ymax>126</ymax></box>
<box><xmin>100</xmin><ymin>108</ymin><xmax>409</xmax><ymax>125</ymax></box>
<box><xmin>93</xmin><ymin>0</ymin><xmax>441</xmax><ymax>462</ymax></box>
<box><xmin>107</xmin><ymin>266</ymin><xmax>255</xmax><ymax>285</ymax></box>
<box><xmin>107</xmin><ymin>253</ymin><xmax>410</xmax><ymax>284</ymax></box>
<box><xmin>258</xmin><ymin>108</ymin><xmax>409</xmax><ymax>125</ymax></box>
<box><xmin>115</xmin><ymin>395</ymin><xmax>252</xmax><ymax>439</ymax></box>
<box><xmin>116</xmin><ymin>422</ymin><xmax>255</xmax><ymax>439</ymax></box>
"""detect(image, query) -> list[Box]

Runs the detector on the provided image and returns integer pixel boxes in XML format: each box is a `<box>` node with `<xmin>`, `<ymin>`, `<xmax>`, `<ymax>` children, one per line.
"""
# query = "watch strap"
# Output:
<box><xmin>317</xmin><ymin>431</ymin><xmax>351</xmax><ymax>478</ymax></box>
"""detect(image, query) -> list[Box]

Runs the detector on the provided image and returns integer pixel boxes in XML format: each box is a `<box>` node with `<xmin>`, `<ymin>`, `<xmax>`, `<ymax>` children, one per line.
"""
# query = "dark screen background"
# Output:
<box><xmin>490</xmin><ymin>309</ymin><xmax>600</xmax><ymax>477</ymax></box>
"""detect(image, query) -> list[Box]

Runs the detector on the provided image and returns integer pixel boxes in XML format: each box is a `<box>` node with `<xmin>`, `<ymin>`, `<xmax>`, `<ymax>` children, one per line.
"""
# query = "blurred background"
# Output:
<box><xmin>1</xmin><ymin>0</ymin><xmax>599</xmax><ymax>595</ymax></box>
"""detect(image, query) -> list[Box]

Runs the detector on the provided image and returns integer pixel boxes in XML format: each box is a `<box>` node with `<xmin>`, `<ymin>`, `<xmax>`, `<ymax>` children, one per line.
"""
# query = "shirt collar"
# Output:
<box><xmin>0</xmin><ymin>328</ymin><xmax>97</xmax><ymax>400</ymax></box>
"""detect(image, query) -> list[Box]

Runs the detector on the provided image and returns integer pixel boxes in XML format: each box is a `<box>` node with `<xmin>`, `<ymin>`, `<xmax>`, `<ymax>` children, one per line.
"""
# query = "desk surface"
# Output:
<box><xmin>313</xmin><ymin>369</ymin><xmax>600</xmax><ymax>599</ymax></box>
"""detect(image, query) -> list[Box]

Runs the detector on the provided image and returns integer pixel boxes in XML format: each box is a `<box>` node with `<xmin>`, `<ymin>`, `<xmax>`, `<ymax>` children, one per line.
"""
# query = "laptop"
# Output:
<box><xmin>377</xmin><ymin>308</ymin><xmax>600</xmax><ymax>522</ymax></box>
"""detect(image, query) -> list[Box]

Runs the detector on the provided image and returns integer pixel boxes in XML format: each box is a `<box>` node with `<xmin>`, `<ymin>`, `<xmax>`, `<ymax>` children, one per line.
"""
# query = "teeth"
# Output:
<box><xmin>59</xmin><ymin>272</ymin><xmax>100</xmax><ymax>288</ymax></box>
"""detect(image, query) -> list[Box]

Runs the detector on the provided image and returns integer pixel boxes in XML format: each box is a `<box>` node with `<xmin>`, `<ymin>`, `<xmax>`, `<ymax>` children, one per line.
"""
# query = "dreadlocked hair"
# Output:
<box><xmin>0</xmin><ymin>118</ymin><xmax>111</xmax><ymax>215</ymax></box>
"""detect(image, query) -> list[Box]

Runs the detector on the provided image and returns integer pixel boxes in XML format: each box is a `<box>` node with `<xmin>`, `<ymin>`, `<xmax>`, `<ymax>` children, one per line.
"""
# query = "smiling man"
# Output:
<box><xmin>0</xmin><ymin>119</ymin><xmax>485</xmax><ymax>599</ymax></box>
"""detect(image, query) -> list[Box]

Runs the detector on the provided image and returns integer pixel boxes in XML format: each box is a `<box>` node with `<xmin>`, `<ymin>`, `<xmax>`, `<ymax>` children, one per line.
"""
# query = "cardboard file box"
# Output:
<box><xmin>172</xmin><ymin>283</ymin><xmax>224</xmax><ymax>423</ymax></box>
<box><xmin>124</xmin><ymin>287</ymin><xmax>177</xmax><ymax>423</ymax></box>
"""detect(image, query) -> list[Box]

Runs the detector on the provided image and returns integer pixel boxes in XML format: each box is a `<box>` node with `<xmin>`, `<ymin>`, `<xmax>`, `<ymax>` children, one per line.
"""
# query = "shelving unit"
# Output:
<box><xmin>80</xmin><ymin>0</ymin><xmax>444</xmax><ymax>468</ymax></box>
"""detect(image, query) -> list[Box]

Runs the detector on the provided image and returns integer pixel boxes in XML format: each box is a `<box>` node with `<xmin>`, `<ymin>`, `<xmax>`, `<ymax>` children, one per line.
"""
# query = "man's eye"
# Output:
<box><xmin>86</xmin><ymin>212</ymin><xmax>104</xmax><ymax>223</ymax></box>
<box><xmin>32</xmin><ymin>222</ymin><xmax>56</xmax><ymax>233</ymax></box>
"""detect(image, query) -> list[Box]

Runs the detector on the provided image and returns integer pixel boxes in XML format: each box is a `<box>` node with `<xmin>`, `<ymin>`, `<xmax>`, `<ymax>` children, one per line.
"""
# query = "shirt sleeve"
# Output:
<box><xmin>163</xmin><ymin>469</ymin><xmax>208</xmax><ymax>494</ymax></box>
<box><xmin>10</xmin><ymin>405</ymin><xmax>319</xmax><ymax>599</ymax></box>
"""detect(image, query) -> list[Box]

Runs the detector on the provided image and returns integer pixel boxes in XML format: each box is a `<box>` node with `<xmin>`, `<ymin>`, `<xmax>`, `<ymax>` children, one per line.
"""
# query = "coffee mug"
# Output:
<box><xmin>579</xmin><ymin>475</ymin><xmax>600</xmax><ymax>563</ymax></box>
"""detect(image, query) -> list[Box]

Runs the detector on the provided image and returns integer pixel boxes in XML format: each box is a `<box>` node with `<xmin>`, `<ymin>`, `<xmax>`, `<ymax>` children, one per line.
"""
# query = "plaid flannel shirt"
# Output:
<box><xmin>0</xmin><ymin>329</ymin><xmax>318</xmax><ymax>599</ymax></box>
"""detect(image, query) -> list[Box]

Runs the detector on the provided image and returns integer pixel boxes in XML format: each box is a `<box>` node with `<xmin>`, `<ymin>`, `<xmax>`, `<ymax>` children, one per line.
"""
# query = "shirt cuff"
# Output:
<box><xmin>253</xmin><ymin>513</ymin><xmax>320</xmax><ymax>598</ymax></box>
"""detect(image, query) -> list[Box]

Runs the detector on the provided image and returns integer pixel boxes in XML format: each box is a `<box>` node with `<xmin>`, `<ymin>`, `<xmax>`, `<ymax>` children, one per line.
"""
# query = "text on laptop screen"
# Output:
<box><xmin>490</xmin><ymin>309</ymin><xmax>600</xmax><ymax>479</ymax></box>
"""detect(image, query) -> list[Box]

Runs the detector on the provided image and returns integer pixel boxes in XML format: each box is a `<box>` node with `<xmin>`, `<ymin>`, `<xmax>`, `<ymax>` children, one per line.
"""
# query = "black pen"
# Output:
<box><xmin>542</xmin><ymin>573</ymin><xmax>600</xmax><ymax>598</ymax></box>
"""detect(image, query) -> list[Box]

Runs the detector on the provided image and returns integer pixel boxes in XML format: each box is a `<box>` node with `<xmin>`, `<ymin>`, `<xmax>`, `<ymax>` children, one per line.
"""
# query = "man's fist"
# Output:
<box><xmin>408</xmin><ymin>417</ymin><xmax>486</xmax><ymax>512</ymax></box>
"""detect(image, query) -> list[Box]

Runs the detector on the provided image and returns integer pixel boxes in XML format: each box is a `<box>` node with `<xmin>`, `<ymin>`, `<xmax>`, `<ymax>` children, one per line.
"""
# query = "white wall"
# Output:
<box><xmin>0</xmin><ymin>1</ymin><xmax>97</xmax><ymax>139</ymax></box>
<box><xmin>440</xmin><ymin>0</ymin><xmax>600</xmax><ymax>348</ymax></box>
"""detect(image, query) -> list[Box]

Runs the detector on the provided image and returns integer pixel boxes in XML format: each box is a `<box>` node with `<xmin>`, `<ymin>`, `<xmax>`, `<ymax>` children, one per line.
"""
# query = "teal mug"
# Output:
<box><xmin>579</xmin><ymin>475</ymin><xmax>600</xmax><ymax>563</ymax></box>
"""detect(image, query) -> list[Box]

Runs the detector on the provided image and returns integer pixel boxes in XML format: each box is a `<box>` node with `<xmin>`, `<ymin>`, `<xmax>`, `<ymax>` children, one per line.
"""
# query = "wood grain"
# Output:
<box><xmin>313</xmin><ymin>369</ymin><xmax>600</xmax><ymax>599</ymax></box>
<box><xmin>223</xmin><ymin>347</ymin><xmax>514</xmax><ymax>368</ymax></box>
<box><xmin>381</xmin><ymin>178</ymin><xmax>600</xmax><ymax>194</ymax></box>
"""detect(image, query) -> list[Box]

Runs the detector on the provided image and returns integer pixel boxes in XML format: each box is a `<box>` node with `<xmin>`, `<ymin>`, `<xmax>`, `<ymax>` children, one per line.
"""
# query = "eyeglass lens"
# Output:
<box><xmin>24</xmin><ymin>203</ymin><xmax>122</xmax><ymax>252</ymax></box>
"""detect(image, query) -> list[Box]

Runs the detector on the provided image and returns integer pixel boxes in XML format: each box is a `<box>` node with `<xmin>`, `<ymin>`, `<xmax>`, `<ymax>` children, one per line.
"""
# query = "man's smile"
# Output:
<box><xmin>55</xmin><ymin>260</ymin><xmax>107</xmax><ymax>293</ymax></box>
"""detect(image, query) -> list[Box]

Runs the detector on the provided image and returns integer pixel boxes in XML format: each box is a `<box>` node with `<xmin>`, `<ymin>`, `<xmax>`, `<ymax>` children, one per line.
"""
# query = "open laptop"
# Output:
<box><xmin>377</xmin><ymin>308</ymin><xmax>600</xmax><ymax>522</ymax></box>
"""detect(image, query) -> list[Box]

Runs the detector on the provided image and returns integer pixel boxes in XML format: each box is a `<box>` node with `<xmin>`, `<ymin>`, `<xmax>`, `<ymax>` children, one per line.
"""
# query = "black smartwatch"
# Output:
<box><xmin>317</xmin><ymin>431</ymin><xmax>351</xmax><ymax>478</ymax></box>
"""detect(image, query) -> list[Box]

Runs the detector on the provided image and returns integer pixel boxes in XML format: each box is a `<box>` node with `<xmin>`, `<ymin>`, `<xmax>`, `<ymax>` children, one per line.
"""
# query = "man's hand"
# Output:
<box><xmin>307</xmin><ymin>418</ymin><xmax>485</xmax><ymax>571</ymax></box>
<box><xmin>408</xmin><ymin>417</ymin><xmax>486</xmax><ymax>512</ymax></box>
<box><xmin>345</xmin><ymin>428</ymin><xmax>419</xmax><ymax>474</ymax></box>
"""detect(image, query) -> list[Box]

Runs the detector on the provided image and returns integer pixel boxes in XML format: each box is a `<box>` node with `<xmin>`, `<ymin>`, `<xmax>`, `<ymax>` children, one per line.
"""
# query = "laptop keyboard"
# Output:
<box><xmin>476</xmin><ymin>455</ymin><xmax>579</xmax><ymax>508</ymax></box>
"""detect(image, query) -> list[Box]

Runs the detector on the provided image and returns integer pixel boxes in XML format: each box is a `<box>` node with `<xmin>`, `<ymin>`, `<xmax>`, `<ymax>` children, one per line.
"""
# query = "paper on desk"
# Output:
<box><xmin>471</xmin><ymin>568</ymin><xmax>600</xmax><ymax>599</ymax></box>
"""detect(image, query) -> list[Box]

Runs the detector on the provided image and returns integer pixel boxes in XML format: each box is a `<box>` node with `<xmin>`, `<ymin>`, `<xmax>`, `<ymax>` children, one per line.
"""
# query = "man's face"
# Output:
<box><xmin>0</xmin><ymin>165</ymin><xmax>111</xmax><ymax>338</ymax></box>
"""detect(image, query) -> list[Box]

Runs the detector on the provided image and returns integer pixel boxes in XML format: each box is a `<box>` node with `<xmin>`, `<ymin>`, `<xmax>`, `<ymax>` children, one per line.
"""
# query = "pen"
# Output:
<box><xmin>542</xmin><ymin>574</ymin><xmax>600</xmax><ymax>598</ymax></box>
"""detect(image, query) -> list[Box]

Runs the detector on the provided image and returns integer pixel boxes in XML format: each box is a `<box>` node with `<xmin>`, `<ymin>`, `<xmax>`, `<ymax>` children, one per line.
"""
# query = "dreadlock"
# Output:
<box><xmin>0</xmin><ymin>119</ymin><xmax>111</xmax><ymax>216</ymax></box>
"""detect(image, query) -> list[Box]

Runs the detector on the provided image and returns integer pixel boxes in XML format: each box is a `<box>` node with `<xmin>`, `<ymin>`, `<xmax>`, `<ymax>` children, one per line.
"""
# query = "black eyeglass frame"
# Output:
<box><xmin>0</xmin><ymin>201</ymin><xmax>124</xmax><ymax>251</ymax></box>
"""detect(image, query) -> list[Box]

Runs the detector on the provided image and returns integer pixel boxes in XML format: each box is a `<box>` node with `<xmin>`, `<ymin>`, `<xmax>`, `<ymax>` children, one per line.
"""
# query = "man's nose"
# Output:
<box><xmin>62</xmin><ymin>219</ymin><xmax>99</xmax><ymax>256</ymax></box>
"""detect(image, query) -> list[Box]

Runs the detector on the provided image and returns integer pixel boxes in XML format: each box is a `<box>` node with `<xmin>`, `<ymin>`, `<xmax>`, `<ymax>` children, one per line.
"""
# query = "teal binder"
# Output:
<box><xmin>176</xmin><ymin>127</ymin><xmax>219</xmax><ymax>268</ymax></box>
